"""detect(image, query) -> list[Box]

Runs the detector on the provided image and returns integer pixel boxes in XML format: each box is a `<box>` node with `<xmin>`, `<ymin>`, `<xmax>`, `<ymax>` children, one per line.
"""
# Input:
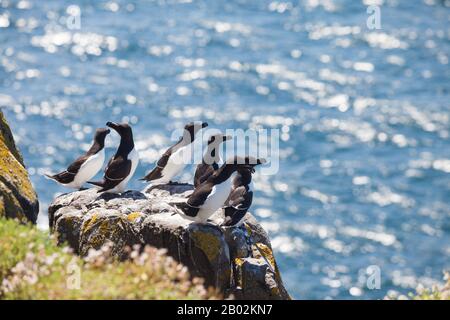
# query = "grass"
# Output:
<box><xmin>0</xmin><ymin>217</ymin><xmax>218</xmax><ymax>299</ymax></box>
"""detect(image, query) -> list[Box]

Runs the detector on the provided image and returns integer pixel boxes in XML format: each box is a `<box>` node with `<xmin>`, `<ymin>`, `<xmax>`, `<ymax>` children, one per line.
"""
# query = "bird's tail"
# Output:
<box><xmin>170</xmin><ymin>205</ymin><xmax>182</xmax><ymax>216</ymax></box>
<box><xmin>44</xmin><ymin>173</ymin><xmax>56</xmax><ymax>181</ymax></box>
<box><xmin>169</xmin><ymin>200</ymin><xmax>183</xmax><ymax>207</ymax></box>
<box><xmin>87</xmin><ymin>180</ymin><xmax>107</xmax><ymax>193</ymax></box>
<box><xmin>87</xmin><ymin>180</ymin><xmax>104</xmax><ymax>187</ymax></box>
<box><xmin>168</xmin><ymin>201</ymin><xmax>188</xmax><ymax>213</ymax></box>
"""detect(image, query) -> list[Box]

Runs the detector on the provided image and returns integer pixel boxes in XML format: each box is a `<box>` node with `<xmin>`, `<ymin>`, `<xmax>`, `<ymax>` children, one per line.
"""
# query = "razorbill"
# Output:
<box><xmin>140</xmin><ymin>121</ymin><xmax>208</xmax><ymax>185</ymax></box>
<box><xmin>221</xmin><ymin>157</ymin><xmax>266</xmax><ymax>228</ymax></box>
<box><xmin>170</xmin><ymin>156</ymin><xmax>257</xmax><ymax>223</ymax></box>
<box><xmin>88</xmin><ymin>122</ymin><xmax>139</xmax><ymax>193</ymax></box>
<box><xmin>44</xmin><ymin>128</ymin><xmax>110</xmax><ymax>190</ymax></box>
<box><xmin>193</xmin><ymin>133</ymin><xmax>231</xmax><ymax>188</ymax></box>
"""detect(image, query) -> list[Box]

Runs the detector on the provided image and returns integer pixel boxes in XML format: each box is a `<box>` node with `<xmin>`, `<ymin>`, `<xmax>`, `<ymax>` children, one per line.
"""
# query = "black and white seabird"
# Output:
<box><xmin>193</xmin><ymin>133</ymin><xmax>231</xmax><ymax>188</ymax></box>
<box><xmin>221</xmin><ymin>157</ymin><xmax>266</xmax><ymax>228</ymax></box>
<box><xmin>170</xmin><ymin>156</ymin><xmax>257</xmax><ymax>223</ymax></box>
<box><xmin>140</xmin><ymin>121</ymin><xmax>208</xmax><ymax>185</ymax></box>
<box><xmin>44</xmin><ymin>128</ymin><xmax>110</xmax><ymax>189</ymax></box>
<box><xmin>88</xmin><ymin>122</ymin><xmax>139</xmax><ymax>193</ymax></box>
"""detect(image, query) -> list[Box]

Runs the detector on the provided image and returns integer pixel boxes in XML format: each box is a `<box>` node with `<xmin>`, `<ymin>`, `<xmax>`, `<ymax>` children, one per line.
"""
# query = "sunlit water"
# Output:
<box><xmin>1</xmin><ymin>0</ymin><xmax>449</xmax><ymax>299</ymax></box>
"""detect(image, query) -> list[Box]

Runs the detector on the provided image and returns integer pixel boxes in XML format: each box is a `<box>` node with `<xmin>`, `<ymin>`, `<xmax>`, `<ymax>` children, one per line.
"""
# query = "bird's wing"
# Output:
<box><xmin>156</xmin><ymin>148</ymin><xmax>172</xmax><ymax>168</ymax></box>
<box><xmin>46</xmin><ymin>154</ymin><xmax>90</xmax><ymax>184</ymax></box>
<box><xmin>194</xmin><ymin>164</ymin><xmax>215</xmax><ymax>188</ymax></box>
<box><xmin>47</xmin><ymin>171</ymin><xmax>75</xmax><ymax>184</ymax></box>
<box><xmin>98</xmin><ymin>156</ymin><xmax>132</xmax><ymax>191</ymax></box>
<box><xmin>222</xmin><ymin>187</ymin><xmax>253</xmax><ymax>227</ymax></box>
<box><xmin>141</xmin><ymin>143</ymin><xmax>180</xmax><ymax>181</ymax></box>
<box><xmin>141</xmin><ymin>166</ymin><xmax>163</xmax><ymax>181</ymax></box>
<box><xmin>172</xmin><ymin>183</ymin><xmax>212</xmax><ymax>218</ymax></box>
<box><xmin>66</xmin><ymin>154</ymin><xmax>90</xmax><ymax>174</ymax></box>
<box><xmin>186</xmin><ymin>183</ymin><xmax>214</xmax><ymax>208</ymax></box>
<box><xmin>172</xmin><ymin>201</ymin><xmax>199</xmax><ymax>217</ymax></box>
<box><xmin>157</xmin><ymin>138</ymin><xmax>187</xmax><ymax>168</ymax></box>
<box><xmin>226</xmin><ymin>186</ymin><xmax>253</xmax><ymax>211</ymax></box>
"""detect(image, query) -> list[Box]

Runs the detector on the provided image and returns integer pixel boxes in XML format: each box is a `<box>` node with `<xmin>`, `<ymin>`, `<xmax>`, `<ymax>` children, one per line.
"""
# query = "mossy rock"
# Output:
<box><xmin>79</xmin><ymin>210</ymin><xmax>140</xmax><ymax>258</ymax></box>
<box><xmin>0</xmin><ymin>110</ymin><xmax>39</xmax><ymax>223</ymax></box>
<box><xmin>48</xmin><ymin>187</ymin><xmax>291</xmax><ymax>299</ymax></box>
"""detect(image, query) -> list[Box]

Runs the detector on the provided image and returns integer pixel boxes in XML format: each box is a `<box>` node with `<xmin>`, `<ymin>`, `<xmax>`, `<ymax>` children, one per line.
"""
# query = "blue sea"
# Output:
<box><xmin>1</xmin><ymin>0</ymin><xmax>449</xmax><ymax>299</ymax></box>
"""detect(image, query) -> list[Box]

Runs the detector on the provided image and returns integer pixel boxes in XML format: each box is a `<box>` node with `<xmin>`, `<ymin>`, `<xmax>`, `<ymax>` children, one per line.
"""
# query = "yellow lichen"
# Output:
<box><xmin>0</xmin><ymin>111</ymin><xmax>24</xmax><ymax>165</ymax></box>
<box><xmin>255</xmin><ymin>243</ymin><xmax>276</xmax><ymax>272</ymax></box>
<box><xmin>0</xmin><ymin>139</ymin><xmax>37</xmax><ymax>202</ymax></box>
<box><xmin>271</xmin><ymin>285</ymin><xmax>280</xmax><ymax>296</ymax></box>
<box><xmin>85</xmin><ymin>219</ymin><xmax>108</xmax><ymax>248</ymax></box>
<box><xmin>83</xmin><ymin>213</ymin><xmax>99</xmax><ymax>233</ymax></box>
<box><xmin>83</xmin><ymin>216</ymin><xmax>126</xmax><ymax>250</ymax></box>
<box><xmin>191</xmin><ymin>232</ymin><xmax>221</xmax><ymax>262</ymax></box>
<box><xmin>127</xmin><ymin>212</ymin><xmax>142</xmax><ymax>222</ymax></box>
<box><xmin>254</xmin><ymin>242</ymin><xmax>285</xmax><ymax>286</ymax></box>
<box><xmin>244</xmin><ymin>223</ymin><xmax>252</xmax><ymax>236</ymax></box>
<box><xmin>234</xmin><ymin>257</ymin><xmax>244</xmax><ymax>267</ymax></box>
<box><xmin>0</xmin><ymin>112</ymin><xmax>38</xmax><ymax>223</ymax></box>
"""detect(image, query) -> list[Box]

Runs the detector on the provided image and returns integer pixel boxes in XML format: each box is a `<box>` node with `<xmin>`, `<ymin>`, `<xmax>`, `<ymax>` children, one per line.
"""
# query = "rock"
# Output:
<box><xmin>0</xmin><ymin>110</ymin><xmax>39</xmax><ymax>223</ymax></box>
<box><xmin>48</xmin><ymin>185</ymin><xmax>291</xmax><ymax>300</ymax></box>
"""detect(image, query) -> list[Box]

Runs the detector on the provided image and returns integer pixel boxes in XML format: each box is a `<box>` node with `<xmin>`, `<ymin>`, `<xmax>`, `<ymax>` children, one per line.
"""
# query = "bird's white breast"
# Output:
<box><xmin>71</xmin><ymin>149</ymin><xmax>105</xmax><ymax>188</ymax></box>
<box><xmin>161</xmin><ymin>144</ymin><xmax>191</xmax><ymax>180</ymax></box>
<box><xmin>196</xmin><ymin>172</ymin><xmax>237</xmax><ymax>222</ymax></box>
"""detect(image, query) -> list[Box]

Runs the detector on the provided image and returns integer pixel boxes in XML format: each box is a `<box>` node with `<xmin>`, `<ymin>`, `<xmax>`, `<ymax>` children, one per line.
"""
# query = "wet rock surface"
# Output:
<box><xmin>48</xmin><ymin>184</ymin><xmax>290</xmax><ymax>299</ymax></box>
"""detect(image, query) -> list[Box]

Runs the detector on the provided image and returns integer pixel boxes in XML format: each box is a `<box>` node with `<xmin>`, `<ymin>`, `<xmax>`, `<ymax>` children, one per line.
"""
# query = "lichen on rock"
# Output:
<box><xmin>48</xmin><ymin>185</ymin><xmax>291</xmax><ymax>300</ymax></box>
<box><xmin>0</xmin><ymin>110</ymin><xmax>39</xmax><ymax>223</ymax></box>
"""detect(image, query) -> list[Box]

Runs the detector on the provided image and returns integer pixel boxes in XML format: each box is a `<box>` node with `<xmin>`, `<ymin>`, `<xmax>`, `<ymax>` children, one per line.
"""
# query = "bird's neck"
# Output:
<box><xmin>235</xmin><ymin>169</ymin><xmax>252</xmax><ymax>186</ymax></box>
<box><xmin>212</xmin><ymin>165</ymin><xmax>236</xmax><ymax>184</ymax></box>
<box><xmin>87</xmin><ymin>139</ymin><xmax>104</xmax><ymax>155</ymax></box>
<box><xmin>180</xmin><ymin>132</ymin><xmax>196</xmax><ymax>146</ymax></box>
<box><xmin>116</xmin><ymin>136</ymin><xmax>134</xmax><ymax>158</ymax></box>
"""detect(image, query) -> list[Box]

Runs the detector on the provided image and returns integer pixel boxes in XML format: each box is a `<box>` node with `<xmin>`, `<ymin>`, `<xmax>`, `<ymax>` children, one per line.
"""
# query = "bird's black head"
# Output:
<box><xmin>106</xmin><ymin>122</ymin><xmax>132</xmax><ymax>137</ymax></box>
<box><xmin>94</xmin><ymin>127</ymin><xmax>111</xmax><ymax>144</ymax></box>
<box><xmin>207</xmin><ymin>133</ymin><xmax>232</xmax><ymax>145</ymax></box>
<box><xmin>89</xmin><ymin>127</ymin><xmax>110</xmax><ymax>152</ymax></box>
<box><xmin>183</xmin><ymin>121</ymin><xmax>208</xmax><ymax>142</ymax></box>
<box><xmin>231</xmin><ymin>156</ymin><xmax>266</xmax><ymax>173</ymax></box>
<box><xmin>213</xmin><ymin>156</ymin><xmax>265</xmax><ymax>183</ymax></box>
<box><xmin>106</xmin><ymin>122</ymin><xmax>134</xmax><ymax>153</ymax></box>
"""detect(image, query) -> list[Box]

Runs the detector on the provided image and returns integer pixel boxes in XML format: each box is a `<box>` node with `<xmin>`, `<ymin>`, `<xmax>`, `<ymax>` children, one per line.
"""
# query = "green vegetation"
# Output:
<box><xmin>408</xmin><ymin>273</ymin><xmax>450</xmax><ymax>300</ymax></box>
<box><xmin>385</xmin><ymin>272</ymin><xmax>450</xmax><ymax>300</ymax></box>
<box><xmin>0</xmin><ymin>218</ymin><xmax>218</xmax><ymax>299</ymax></box>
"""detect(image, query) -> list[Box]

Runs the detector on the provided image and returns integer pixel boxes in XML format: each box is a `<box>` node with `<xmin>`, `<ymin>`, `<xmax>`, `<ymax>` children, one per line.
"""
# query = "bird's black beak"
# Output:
<box><xmin>223</xmin><ymin>135</ymin><xmax>232</xmax><ymax>142</ymax></box>
<box><xmin>247</xmin><ymin>158</ymin><xmax>266</xmax><ymax>173</ymax></box>
<box><xmin>106</xmin><ymin>122</ymin><xmax>120</xmax><ymax>131</ymax></box>
<box><xmin>201</xmin><ymin>122</ymin><xmax>208</xmax><ymax>128</ymax></box>
<box><xmin>257</xmin><ymin>158</ymin><xmax>267</xmax><ymax>165</ymax></box>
